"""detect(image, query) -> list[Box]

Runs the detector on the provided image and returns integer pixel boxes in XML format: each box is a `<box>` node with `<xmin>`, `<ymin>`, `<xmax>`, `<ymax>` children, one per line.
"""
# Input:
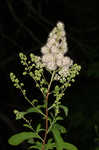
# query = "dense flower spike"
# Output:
<box><xmin>41</xmin><ymin>22</ymin><xmax>73</xmax><ymax>77</ymax></box>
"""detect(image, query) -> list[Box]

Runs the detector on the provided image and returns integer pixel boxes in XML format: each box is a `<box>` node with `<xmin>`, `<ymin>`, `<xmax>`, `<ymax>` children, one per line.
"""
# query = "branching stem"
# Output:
<box><xmin>41</xmin><ymin>71</ymin><xmax>55</xmax><ymax>150</ymax></box>
<box><xmin>20</xmin><ymin>88</ymin><xmax>46</xmax><ymax>117</ymax></box>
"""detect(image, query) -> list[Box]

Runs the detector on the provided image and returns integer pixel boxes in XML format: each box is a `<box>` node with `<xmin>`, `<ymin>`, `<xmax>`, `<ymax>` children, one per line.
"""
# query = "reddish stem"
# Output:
<box><xmin>41</xmin><ymin>92</ymin><xmax>49</xmax><ymax>150</ymax></box>
<box><xmin>41</xmin><ymin>71</ymin><xmax>55</xmax><ymax>150</ymax></box>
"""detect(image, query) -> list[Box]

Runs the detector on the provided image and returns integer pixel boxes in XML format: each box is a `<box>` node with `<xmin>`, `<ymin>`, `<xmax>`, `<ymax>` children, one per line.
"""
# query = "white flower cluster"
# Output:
<box><xmin>41</xmin><ymin>22</ymin><xmax>73</xmax><ymax>79</ymax></box>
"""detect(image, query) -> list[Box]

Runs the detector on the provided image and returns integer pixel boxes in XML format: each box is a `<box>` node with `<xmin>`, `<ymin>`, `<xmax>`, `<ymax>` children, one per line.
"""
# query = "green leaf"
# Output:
<box><xmin>51</xmin><ymin>125</ymin><xmax>64</xmax><ymax>150</ymax></box>
<box><xmin>29</xmin><ymin>142</ymin><xmax>41</xmax><ymax>150</ymax></box>
<box><xmin>60</xmin><ymin>105</ymin><xmax>68</xmax><ymax>117</ymax></box>
<box><xmin>24</xmin><ymin>106</ymin><xmax>43</xmax><ymax>115</ymax></box>
<box><xmin>27</xmin><ymin>138</ymin><xmax>34</xmax><ymax>144</ymax></box>
<box><xmin>54</xmin><ymin>85</ymin><xmax>60</xmax><ymax>92</ymax></box>
<box><xmin>55</xmin><ymin>123</ymin><xmax>67</xmax><ymax>134</ymax></box>
<box><xmin>56</xmin><ymin>116</ymin><xmax>63</xmax><ymax>121</ymax></box>
<box><xmin>51</xmin><ymin>125</ymin><xmax>78</xmax><ymax>150</ymax></box>
<box><xmin>8</xmin><ymin>132</ymin><xmax>40</xmax><ymax>146</ymax></box>
<box><xmin>36</xmin><ymin>124</ymin><xmax>41</xmax><ymax>132</ymax></box>
<box><xmin>46</xmin><ymin>139</ymin><xmax>56</xmax><ymax>150</ymax></box>
<box><xmin>31</xmin><ymin>99</ymin><xmax>38</xmax><ymax>105</ymax></box>
<box><xmin>63</xmin><ymin>142</ymin><xmax>78</xmax><ymax>150</ymax></box>
<box><xmin>23</xmin><ymin>124</ymin><xmax>33</xmax><ymax>130</ymax></box>
<box><xmin>29</xmin><ymin>140</ymin><xmax>56</xmax><ymax>150</ymax></box>
<box><xmin>24</xmin><ymin>107</ymin><xmax>39</xmax><ymax>114</ymax></box>
<box><xmin>36</xmin><ymin>124</ymin><xmax>45</xmax><ymax>133</ymax></box>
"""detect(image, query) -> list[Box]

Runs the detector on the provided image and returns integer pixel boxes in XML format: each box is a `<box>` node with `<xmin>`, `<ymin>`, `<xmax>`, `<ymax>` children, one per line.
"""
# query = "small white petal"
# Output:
<box><xmin>56</xmin><ymin>59</ymin><xmax>63</xmax><ymax>67</ymax></box>
<box><xmin>57</xmin><ymin>22</ymin><xmax>64</xmax><ymax>29</ymax></box>
<box><xmin>61</xmin><ymin>31</ymin><xmax>65</xmax><ymax>36</ymax></box>
<box><xmin>54</xmin><ymin>74</ymin><xmax>60</xmax><ymax>80</ymax></box>
<box><xmin>59</xmin><ymin>66</ymin><xmax>69</xmax><ymax>77</ymax></box>
<box><xmin>46</xmin><ymin>62</ymin><xmax>57</xmax><ymax>70</ymax></box>
<box><xmin>56</xmin><ymin>53</ymin><xmax>64</xmax><ymax>60</ymax></box>
<box><xmin>48</xmin><ymin>38</ymin><xmax>55</xmax><ymax>45</ymax></box>
<box><xmin>62</xmin><ymin>56</ymin><xmax>73</xmax><ymax>66</ymax></box>
<box><xmin>42</xmin><ymin>54</ymin><xmax>53</xmax><ymax>63</ymax></box>
<box><xmin>41</xmin><ymin>46</ymin><xmax>49</xmax><ymax>54</ymax></box>
<box><xmin>51</xmin><ymin>46</ymin><xmax>58</xmax><ymax>54</ymax></box>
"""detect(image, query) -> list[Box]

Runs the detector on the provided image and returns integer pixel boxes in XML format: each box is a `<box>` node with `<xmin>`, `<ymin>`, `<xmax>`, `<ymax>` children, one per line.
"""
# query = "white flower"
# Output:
<box><xmin>56</xmin><ymin>53</ymin><xmax>63</xmax><ymax>60</ymax></box>
<box><xmin>51</xmin><ymin>46</ymin><xmax>58</xmax><ymax>54</ymax></box>
<box><xmin>47</xmin><ymin>38</ymin><xmax>55</xmax><ymax>45</ymax></box>
<box><xmin>46</xmin><ymin>62</ymin><xmax>57</xmax><ymax>70</ymax></box>
<box><xmin>41</xmin><ymin>46</ymin><xmax>49</xmax><ymax>54</ymax></box>
<box><xmin>54</xmin><ymin>74</ymin><xmax>60</xmax><ymax>80</ymax></box>
<box><xmin>56</xmin><ymin>59</ymin><xmax>62</xmax><ymax>67</ymax></box>
<box><xmin>49</xmin><ymin>33</ymin><xmax>57</xmax><ymax>40</ymax></box>
<box><xmin>56</xmin><ymin>53</ymin><xmax>64</xmax><ymax>67</ymax></box>
<box><xmin>57</xmin><ymin>22</ymin><xmax>64</xmax><ymax>29</ymax></box>
<box><xmin>61</xmin><ymin>30</ymin><xmax>65</xmax><ymax>36</ymax></box>
<box><xmin>42</xmin><ymin>53</ymin><xmax>55</xmax><ymax>63</ymax></box>
<box><xmin>59</xmin><ymin>66</ymin><xmax>69</xmax><ymax>77</ymax></box>
<box><xmin>62</xmin><ymin>56</ymin><xmax>73</xmax><ymax>66</ymax></box>
<box><xmin>61</xmin><ymin>42</ymin><xmax>68</xmax><ymax>54</ymax></box>
<box><xmin>41</xmin><ymin>21</ymin><xmax>73</xmax><ymax>71</ymax></box>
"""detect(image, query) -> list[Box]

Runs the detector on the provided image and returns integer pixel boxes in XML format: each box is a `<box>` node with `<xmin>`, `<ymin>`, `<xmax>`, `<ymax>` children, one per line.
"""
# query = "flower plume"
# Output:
<box><xmin>41</xmin><ymin>22</ymin><xmax>73</xmax><ymax>78</ymax></box>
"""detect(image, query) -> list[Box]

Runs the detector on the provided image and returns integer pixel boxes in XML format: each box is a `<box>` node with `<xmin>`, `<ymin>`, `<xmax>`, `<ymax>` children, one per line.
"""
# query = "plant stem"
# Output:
<box><xmin>41</xmin><ymin>71</ymin><xmax>55</xmax><ymax>150</ymax></box>
<box><xmin>20</xmin><ymin>88</ymin><xmax>46</xmax><ymax>117</ymax></box>
<box><xmin>23</xmin><ymin>117</ymin><xmax>44</xmax><ymax>142</ymax></box>
<box><xmin>48</xmin><ymin>117</ymin><xmax>56</xmax><ymax>133</ymax></box>
<box><xmin>41</xmin><ymin>92</ymin><xmax>49</xmax><ymax>150</ymax></box>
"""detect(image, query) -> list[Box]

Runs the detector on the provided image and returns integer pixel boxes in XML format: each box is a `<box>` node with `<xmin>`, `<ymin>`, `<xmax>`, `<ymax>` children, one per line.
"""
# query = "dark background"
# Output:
<box><xmin>0</xmin><ymin>0</ymin><xmax>99</xmax><ymax>150</ymax></box>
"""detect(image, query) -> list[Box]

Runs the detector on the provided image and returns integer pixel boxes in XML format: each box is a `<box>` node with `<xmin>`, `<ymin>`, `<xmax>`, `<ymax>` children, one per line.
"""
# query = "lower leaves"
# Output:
<box><xmin>51</xmin><ymin>124</ymin><xmax>78</xmax><ymax>150</ymax></box>
<box><xmin>8</xmin><ymin>132</ymin><xmax>41</xmax><ymax>146</ymax></box>
<box><xmin>8</xmin><ymin>123</ymin><xmax>78</xmax><ymax>150</ymax></box>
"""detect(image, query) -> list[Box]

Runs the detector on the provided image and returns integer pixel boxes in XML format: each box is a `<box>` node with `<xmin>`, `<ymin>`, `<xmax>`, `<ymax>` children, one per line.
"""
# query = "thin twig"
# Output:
<box><xmin>20</xmin><ymin>87</ymin><xmax>46</xmax><ymax>117</ymax></box>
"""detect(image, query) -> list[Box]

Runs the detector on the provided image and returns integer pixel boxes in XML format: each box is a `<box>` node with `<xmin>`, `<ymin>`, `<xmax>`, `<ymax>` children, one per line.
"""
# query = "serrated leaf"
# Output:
<box><xmin>8</xmin><ymin>132</ymin><xmax>40</xmax><ymax>146</ymax></box>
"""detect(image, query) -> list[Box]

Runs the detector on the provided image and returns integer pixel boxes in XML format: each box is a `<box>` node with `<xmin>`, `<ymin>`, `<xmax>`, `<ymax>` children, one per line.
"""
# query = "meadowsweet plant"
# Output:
<box><xmin>8</xmin><ymin>22</ymin><xmax>81</xmax><ymax>150</ymax></box>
